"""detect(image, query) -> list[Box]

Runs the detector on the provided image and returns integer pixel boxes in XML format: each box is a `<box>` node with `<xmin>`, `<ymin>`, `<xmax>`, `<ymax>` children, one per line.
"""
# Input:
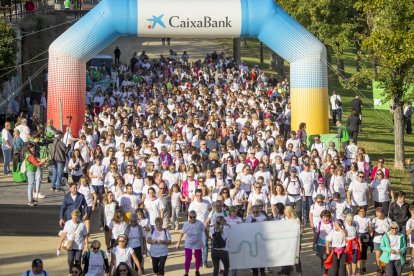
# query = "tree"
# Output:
<box><xmin>0</xmin><ymin>21</ymin><xmax>16</xmax><ymax>82</ymax></box>
<box><xmin>278</xmin><ymin>0</ymin><xmax>358</xmax><ymax>75</ymax></box>
<box><xmin>349</xmin><ymin>0</ymin><xmax>414</xmax><ymax>169</ymax></box>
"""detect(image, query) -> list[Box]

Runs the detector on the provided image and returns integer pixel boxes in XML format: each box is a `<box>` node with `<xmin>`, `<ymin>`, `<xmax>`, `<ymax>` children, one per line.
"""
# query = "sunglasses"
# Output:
<box><xmin>255</xmin><ymin>187</ymin><xmax>262</xmax><ymax>189</ymax></box>
<box><xmin>391</xmin><ymin>227</ymin><xmax>398</xmax><ymax>230</ymax></box>
<box><xmin>222</xmin><ymin>191</ymin><xmax>229</xmax><ymax>194</ymax></box>
<box><xmin>118</xmin><ymin>240</ymin><xmax>126</xmax><ymax>243</ymax></box>
<box><xmin>119</xmin><ymin>269</ymin><xmax>128</xmax><ymax>272</ymax></box>
<box><xmin>253</xmin><ymin>211</ymin><xmax>260</xmax><ymax>214</ymax></box>
<box><xmin>189</xmin><ymin>216</ymin><xmax>196</xmax><ymax>219</ymax></box>
<box><xmin>93</xmin><ymin>247</ymin><xmax>100</xmax><ymax>250</ymax></box>
<box><xmin>358</xmin><ymin>175</ymin><xmax>364</xmax><ymax>178</ymax></box>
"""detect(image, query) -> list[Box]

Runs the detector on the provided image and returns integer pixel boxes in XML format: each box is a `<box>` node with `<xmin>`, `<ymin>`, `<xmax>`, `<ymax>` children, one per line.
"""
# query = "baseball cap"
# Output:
<box><xmin>290</xmin><ymin>167</ymin><xmax>298</xmax><ymax>173</ymax></box>
<box><xmin>317</xmin><ymin>177</ymin><xmax>325</xmax><ymax>184</ymax></box>
<box><xmin>32</xmin><ymin>258</ymin><xmax>43</xmax><ymax>267</ymax></box>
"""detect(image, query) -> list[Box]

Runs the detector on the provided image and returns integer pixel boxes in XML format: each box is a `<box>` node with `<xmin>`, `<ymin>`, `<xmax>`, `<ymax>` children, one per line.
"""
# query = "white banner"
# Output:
<box><xmin>137</xmin><ymin>0</ymin><xmax>242</xmax><ymax>37</ymax></box>
<box><xmin>228</xmin><ymin>220</ymin><xmax>300</xmax><ymax>270</ymax></box>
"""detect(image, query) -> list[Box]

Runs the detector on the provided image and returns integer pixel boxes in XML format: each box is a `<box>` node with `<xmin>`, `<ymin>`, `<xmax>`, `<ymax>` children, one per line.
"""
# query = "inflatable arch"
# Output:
<box><xmin>48</xmin><ymin>0</ymin><xmax>328</xmax><ymax>135</ymax></box>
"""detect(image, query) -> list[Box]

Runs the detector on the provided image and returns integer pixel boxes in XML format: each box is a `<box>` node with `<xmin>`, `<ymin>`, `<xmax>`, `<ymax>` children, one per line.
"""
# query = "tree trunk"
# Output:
<box><xmin>259</xmin><ymin>42</ymin><xmax>264</xmax><ymax>65</ymax></box>
<box><xmin>336</xmin><ymin>57</ymin><xmax>345</xmax><ymax>76</ymax></box>
<box><xmin>242</xmin><ymin>38</ymin><xmax>248</xmax><ymax>48</ymax></box>
<box><xmin>233</xmin><ymin>38</ymin><xmax>241</xmax><ymax>64</ymax></box>
<box><xmin>276</xmin><ymin>54</ymin><xmax>285</xmax><ymax>78</ymax></box>
<box><xmin>269</xmin><ymin>51</ymin><xmax>277</xmax><ymax>70</ymax></box>
<box><xmin>393</xmin><ymin>97</ymin><xmax>405</xmax><ymax>170</ymax></box>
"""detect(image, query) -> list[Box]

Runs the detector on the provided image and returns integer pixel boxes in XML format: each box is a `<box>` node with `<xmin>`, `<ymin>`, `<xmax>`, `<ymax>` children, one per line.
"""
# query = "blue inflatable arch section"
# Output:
<box><xmin>48</xmin><ymin>0</ymin><xmax>328</xmax><ymax>135</ymax></box>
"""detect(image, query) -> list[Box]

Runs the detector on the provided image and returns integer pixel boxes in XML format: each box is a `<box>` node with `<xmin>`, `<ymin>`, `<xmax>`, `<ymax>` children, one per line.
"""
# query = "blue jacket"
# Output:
<box><xmin>60</xmin><ymin>192</ymin><xmax>89</xmax><ymax>221</ymax></box>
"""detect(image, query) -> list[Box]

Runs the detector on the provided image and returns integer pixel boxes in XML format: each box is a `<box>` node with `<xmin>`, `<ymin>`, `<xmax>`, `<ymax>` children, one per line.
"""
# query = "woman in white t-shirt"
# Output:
<box><xmin>147</xmin><ymin>217</ymin><xmax>171</xmax><ymax>276</ymax></box>
<box><xmin>77</xmin><ymin>176</ymin><xmax>97</xmax><ymax>232</ymax></box>
<box><xmin>57</xmin><ymin>209</ymin><xmax>89</xmax><ymax>274</ymax></box>
<box><xmin>353</xmin><ymin>207</ymin><xmax>371</xmax><ymax>274</ymax></box>
<box><xmin>68</xmin><ymin>149</ymin><xmax>84</xmax><ymax>183</ymax></box>
<box><xmin>371</xmin><ymin>207</ymin><xmax>392</xmax><ymax>274</ymax></box>
<box><xmin>344</xmin><ymin>214</ymin><xmax>360</xmax><ymax>276</ymax></box>
<box><xmin>314</xmin><ymin>210</ymin><xmax>333</xmax><ymax>275</ymax></box>
<box><xmin>176</xmin><ymin>210</ymin><xmax>205</xmax><ymax>276</ymax></box>
<box><xmin>144</xmin><ymin>187</ymin><xmax>165</xmax><ymax>226</ymax></box>
<box><xmin>370</xmin><ymin>170</ymin><xmax>394</xmax><ymax>217</ymax></box>
<box><xmin>110</xmin><ymin>234</ymin><xmax>143</xmax><ymax>274</ymax></box>
<box><xmin>108</xmin><ymin>209</ymin><xmax>128</xmax><ymax>248</ymax></box>
<box><xmin>379</xmin><ymin>221</ymin><xmax>406</xmax><ymax>276</ymax></box>
<box><xmin>270</xmin><ymin>184</ymin><xmax>289</xmax><ymax>215</ymax></box>
<box><xmin>325</xmin><ymin>220</ymin><xmax>347</xmax><ymax>276</ymax></box>
<box><xmin>100</xmin><ymin>191</ymin><xmax>118</xmax><ymax>254</ymax></box>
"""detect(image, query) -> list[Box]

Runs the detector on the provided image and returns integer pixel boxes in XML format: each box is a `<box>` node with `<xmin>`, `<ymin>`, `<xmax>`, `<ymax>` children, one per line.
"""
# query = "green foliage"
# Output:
<box><xmin>350</xmin><ymin>0</ymin><xmax>414</xmax><ymax>101</ymax></box>
<box><xmin>277</xmin><ymin>0</ymin><xmax>360</xmax><ymax>66</ymax></box>
<box><xmin>0</xmin><ymin>21</ymin><xmax>16</xmax><ymax>80</ymax></box>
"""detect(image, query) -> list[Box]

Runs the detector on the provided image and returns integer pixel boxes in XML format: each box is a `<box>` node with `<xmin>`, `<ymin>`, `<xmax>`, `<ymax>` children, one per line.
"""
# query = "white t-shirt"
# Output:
<box><xmin>86</xmin><ymin>250</ymin><xmax>107</xmax><ymax>276</ymax></box>
<box><xmin>188</xmin><ymin>199</ymin><xmax>211</xmax><ymax>222</ymax></box>
<box><xmin>162</xmin><ymin>171</ymin><xmax>179</xmax><ymax>189</ymax></box>
<box><xmin>1</xmin><ymin>128</ymin><xmax>12</xmax><ymax>150</ymax></box>
<box><xmin>371</xmin><ymin>217</ymin><xmax>392</xmax><ymax>243</ymax></box>
<box><xmin>16</xmin><ymin>125</ymin><xmax>30</xmax><ymax>142</ymax></box>
<box><xmin>63</xmin><ymin>220</ymin><xmax>88</xmax><ymax>250</ymax></box>
<box><xmin>149</xmin><ymin>228</ymin><xmax>171</xmax><ymax>257</ymax></box>
<box><xmin>388</xmin><ymin>234</ymin><xmax>401</xmax><ymax>260</ymax></box>
<box><xmin>354</xmin><ymin>215</ymin><xmax>370</xmax><ymax>234</ymax></box>
<box><xmin>182</xmin><ymin>220</ymin><xmax>205</xmax><ymax>249</ymax></box>
<box><xmin>406</xmin><ymin>218</ymin><xmax>414</xmax><ymax>246</ymax></box>
<box><xmin>78</xmin><ymin>185</ymin><xmax>95</xmax><ymax>206</ymax></box>
<box><xmin>119</xmin><ymin>194</ymin><xmax>140</xmax><ymax>213</ymax></box>
<box><xmin>144</xmin><ymin>197</ymin><xmax>165</xmax><ymax>225</ymax></box>
<box><xmin>103</xmin><ymin>202</ymin><xmax>117</xmax><ymax>226</ymax></box>
<box><xmin>270</xmin><ymin>194</ymin><xmax>289</xmax><ymax>206</ymax></box>
<box><xmin>330</xmin><ymin>175</ymin><xmax>347</xmax><ymax>199</ymax></box>
<box><xmin>326</xmin><ymin>229</ymin><xmax>346</xmax><ymax>248</ymax></box>
<box><xmin>248</xmin><ymin>192</ymin><xmax>269</xmax><ymax>205</ymax></box>
<box><xmin>89</xmin><ymin>164</ymin><xmax>104</xmax><ymax>186</ymax></box>
<box><xmin>112</xmin><ymin>246</ymin><xmax>134</xmax><ymax>268</ymax></box>
<box><xmin>348</xmin><ymin>180</ymin><xmax>369</xmax><ymax>206</ymax></box>
<box><xmin>230</xmin><ymin>188</ymin><xmax>248</xmax><ymax>206</ymax></box>
<box><xmin>299</xmin><ymin>171</ymin><xmax>314</xmax><ymax>196</ymax></box>
<box><xmin>236</xmin><ymin>174</ymin><xmax>255</xmax><ymax>193</ymax></box>
<box><xmin>316</xmin><ymin>221</ymin><xmax>333</xmax><ymax>245</ymax></box>
<box><xmin>330</xmin><ymin>200</ymin><xmax>348</xmax><ymax>221</ymax></box>
<box><xmin>369</xmin><ymin>179</ymin><xmax>391</xmax><ymax>202</ymax></box>
<box><xmin>283</xmin><ymin>177</ymin><xmax>302</xmax><ymax>202</ymax></box>
<box><xmin>310</xmin><ymin>203</ymin><xmax>329</xmax><ymax>227</ymax></box>
<box><xmin>108</xmin><ymin>221</ymin><xmax>127</xmax><ymax>240</ymax></box>
<box><xmin>127</xmin><ymin>225</ymin><xmax>142</xmax><ymax>249</ymax></box>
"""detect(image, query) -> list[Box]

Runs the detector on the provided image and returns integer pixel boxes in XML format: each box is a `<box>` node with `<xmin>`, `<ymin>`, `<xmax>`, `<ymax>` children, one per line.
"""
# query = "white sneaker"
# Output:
<box><xmin>34</xmin><ymin>192</ymin><xmax>45</xmax><ymax>199</ymax></box>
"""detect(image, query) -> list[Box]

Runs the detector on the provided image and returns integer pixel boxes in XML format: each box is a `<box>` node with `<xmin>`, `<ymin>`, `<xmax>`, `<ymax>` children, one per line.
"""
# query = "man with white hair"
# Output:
<box><xmin>16</xmin><ymin>118</ymin><xmax>30</xmax><ymax>143</ymax></box>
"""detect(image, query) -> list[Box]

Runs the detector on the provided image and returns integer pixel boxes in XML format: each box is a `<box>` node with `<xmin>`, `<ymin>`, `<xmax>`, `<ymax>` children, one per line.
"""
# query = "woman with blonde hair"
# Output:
<box><xmin>282</xmin><ymin>206</ymin><xmax>302</xmax><ymax>275</ymax></box>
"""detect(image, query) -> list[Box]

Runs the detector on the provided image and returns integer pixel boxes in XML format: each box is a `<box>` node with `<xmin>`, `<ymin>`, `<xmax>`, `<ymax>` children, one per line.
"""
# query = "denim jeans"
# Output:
<box><xmin>35</xmin><ymin>166</ymin><xmax>42</xmax><ymax>193</ymax></box>
<box><xmin>202</xmin><ymin>231</ymin><xmax>208</xmax><ymax>265</ymax></box>
<box><xmin>51</xmin><ymin>161</ymin><xmax>65</xmax><ymax>189</ymax></box>
<box><xmin>27</xmin><ymin>171</ymin><xmax>36</xmax><ymax>202</ymax></box>
<box><xmin>2</xmin><ymin>147</ymin><xmax>11</xmax><ymax>174</ymax></box>
<box><xmin>302</xmin><ymin>196</ymin><xmax>313</xmax><ymax>225</ymax></box>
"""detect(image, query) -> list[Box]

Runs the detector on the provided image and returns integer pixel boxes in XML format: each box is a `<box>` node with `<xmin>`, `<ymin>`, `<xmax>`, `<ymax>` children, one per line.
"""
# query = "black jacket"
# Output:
<box><xmin>347</xmin><ymin>114</ymin><xmax>361</xmax><ymax>132</ymax></box>
<box><xmin>389</xmin><ymin>202</ymin><xmax>410</xmax><ymax>228</ymax></box>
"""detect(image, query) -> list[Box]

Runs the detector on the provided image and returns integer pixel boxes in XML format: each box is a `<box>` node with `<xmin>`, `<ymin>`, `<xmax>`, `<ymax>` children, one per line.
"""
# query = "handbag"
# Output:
<box><xmin>62</xmin><ymin>223</ymin><xmax>80</xmax><ymax>251</ymax></box>
<box><xmin>12</xmin><ymin>162</ymin><xmax>27</xmax><ymax>183</ymax></box>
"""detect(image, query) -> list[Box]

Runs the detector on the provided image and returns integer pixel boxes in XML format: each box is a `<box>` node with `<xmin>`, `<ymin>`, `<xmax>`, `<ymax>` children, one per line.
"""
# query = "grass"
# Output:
<box><xmin>220</xmin><ymin>38</ymin><xmax>414</xmax><ymax>198</ymax></box>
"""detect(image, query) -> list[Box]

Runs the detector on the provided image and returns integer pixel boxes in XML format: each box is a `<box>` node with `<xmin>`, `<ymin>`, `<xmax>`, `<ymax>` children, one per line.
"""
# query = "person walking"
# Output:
<box><xmin>380</xmin><ymin>221</ymin><xmax>407</xmax><ymax>276</ymax></box>
<box><xmin>330</xmin><ymin>91</ymin><xmax>343</xmax><ymax>125</ymax></box>
<box><xmin>147</xmin><ymin>217</ymin><xmax>171</xmax><ymax>276</ymax></box>
<box><xmin>2</xmin><ymin>121</ymin><xmax>13</xmax><ymax>175</ymax></box>
<box><xmin>114</xmin><ymin>46</ymin><xmax>121</xmax><ymax>65</ymax></box>
<box><xmin>60</xmin><ymin>183</ymin><xmax>89</xmax><ymax>226</ymax></box>
<box><xmin>49</xmin><ymin>130</ymin><xmax>67</xmax><ymax>191</ymax></box>
<box><xmin>176</xmin><ymin>210</ymin><xmax>206</xmax><ymax>276</ymax></box>
<box><xmin>347</xmin><ymin>110</ymin><xmax>361</xmax><ymax>144</ymax></box>
<box><xmin>336</xmin><ymin>121</ymin><xmax>350</xmax><ymax>151</ymax></box>
<box><xmin>209</xmin><ymin>215</ymin><xmax>230</xmax><ymax>276</ymax></box>
<box><xmin>57</xmin><ymin>209</ymin><xmax>89</xmax><ymax>274</ymax></box>
<box><xmin>351</xmin><ymin>95</ymin><xmax>363</xmax><ymax>131</ymax></box>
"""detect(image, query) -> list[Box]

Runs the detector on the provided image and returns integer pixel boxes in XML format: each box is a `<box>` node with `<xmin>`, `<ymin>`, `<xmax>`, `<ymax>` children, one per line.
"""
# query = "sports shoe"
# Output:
<box><xmin>34</xmin><ymin>192</ymin><xmax>45</xmax><ymax>199</ymax></box>
<box><xmin>28</xmin><ymin>202</ymin><xmax>35</xmax><ymax>207</ymax></box>
<box><xmin>50</xmin><ymin>187</ymin><xmax>56</xmax><ymax>192</ymax></box>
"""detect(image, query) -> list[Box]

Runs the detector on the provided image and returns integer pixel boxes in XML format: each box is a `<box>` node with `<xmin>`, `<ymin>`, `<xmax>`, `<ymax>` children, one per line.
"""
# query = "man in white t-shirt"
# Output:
<box><xmin>1</xmin><ymin>122</ymin><xmax>13</xmax><ymax>175</ymax></box>
<box><xmin>347</xmin><ymin>171</ymin><xmax>370</xmax><ymax>214</ymax></box>
<box><xmin>299</xmin><ymin>163</ymin><xmax>314</xmax><ymax>225</ymax></box>
<box><xmin>188</xmin><ymin>189</ymin><xmax>212</xmax><ymax>268</ymax></box>
<box><xmin>162</xmin><ymin>164</ymin><xmax>179</xmax><ymax>189</ymax></box>
<box><xmin>330</xmin><ymin>90</ymin><xmax>342</xmax><ymax>125</ymax></box>
<box><xmin>236</xmin><ymin>165</ymin><xmax>255</xmax><ymax>193</ymax></box>
<box><xmin>88</xmin><ymin>156</ymin><xmax>105</xmax><ymax>199</ymax></box>
<box><xmin>119</xmin><ymin>184</ymin><xmax>140</xmax><ymax>214</ymax></box>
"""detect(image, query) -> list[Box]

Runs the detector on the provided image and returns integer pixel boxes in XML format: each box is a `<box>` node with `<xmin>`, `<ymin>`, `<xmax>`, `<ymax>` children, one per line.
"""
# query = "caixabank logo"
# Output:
<box><xmin>146</xmin><ymin>14</ymin><xmax>233</xmax><ymax>29</ymax></box>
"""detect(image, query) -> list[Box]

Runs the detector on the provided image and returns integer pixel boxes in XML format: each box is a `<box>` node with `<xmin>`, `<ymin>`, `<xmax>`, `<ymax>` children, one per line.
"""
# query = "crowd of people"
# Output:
<box><xmin>1</xmin><ymin>49</ymin><xmax>413</xmax><ymax>276</ymax></box>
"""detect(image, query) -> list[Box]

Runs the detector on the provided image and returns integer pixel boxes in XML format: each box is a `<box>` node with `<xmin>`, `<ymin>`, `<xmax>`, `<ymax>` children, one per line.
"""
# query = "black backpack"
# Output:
<box><xmin>212</xmin><ymin>227</ymin><xmax>226</xmax><ymax>249</ymax></box>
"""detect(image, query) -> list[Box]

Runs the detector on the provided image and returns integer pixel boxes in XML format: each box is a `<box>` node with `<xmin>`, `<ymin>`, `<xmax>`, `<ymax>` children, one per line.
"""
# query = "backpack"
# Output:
<box><xmin>212</xmin><ymin>227</ymin><xmax>227</xmax><ymax>249</ymax></box>
<box><xmin>286</xmin><ymin>176</ymin><xmax>302</xmax><ymax>194</ymax></box>
<box><xmin>82</xmin><ymin>249</ymin><xmax>108</xmax><ymax>273</ymax></box>
<box><xmin>335</xmin><ymin>95</ymin><xmax>342</xmax><ymax>107</ymax></box>
<box><xmin>339</xmin><ymin>125</ymin><xmax>350</xmax><ymax>143</ymax></box>
<box><xmin>151</xmin><ymin>227</ymin><xmax>168</xmax><ymax>239</ymax></box>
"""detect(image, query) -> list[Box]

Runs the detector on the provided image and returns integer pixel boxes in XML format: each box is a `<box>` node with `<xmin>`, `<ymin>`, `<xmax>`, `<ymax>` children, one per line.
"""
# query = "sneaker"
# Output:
<box><xmin>50</xmin><ymin>187</ymin><xmax>56</xmax><ymax>192</ymax></box>
<box><xmin>34</xmin><ymin>192</ymin><xmax>45</xmax><ymax>199</ymax></box>
<box><xmin>28</xmin><ymin>201</ymin><xmax>35</xmax><ymax>206</ymax></box>
<box><xmin>265</xmin><ymin>268</ymin><xmax>273</xmax><ymax>273</ymax></box>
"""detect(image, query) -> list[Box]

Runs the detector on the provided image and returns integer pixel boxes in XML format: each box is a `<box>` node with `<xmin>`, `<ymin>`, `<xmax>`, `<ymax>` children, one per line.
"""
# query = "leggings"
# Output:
<box><xmin>151</xmin><ymin>255</ymin><xmax>167</xmax><ymax>275</ymax></box>
<box><xmin>67</xmin><ymin>249</ymin><xmax>82</xmax><ymax>273</ymax></box>
<box><xmin>184</xmin><ymin>248</ymin><xmax>202</xmax><ymax>274</ymax></box>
